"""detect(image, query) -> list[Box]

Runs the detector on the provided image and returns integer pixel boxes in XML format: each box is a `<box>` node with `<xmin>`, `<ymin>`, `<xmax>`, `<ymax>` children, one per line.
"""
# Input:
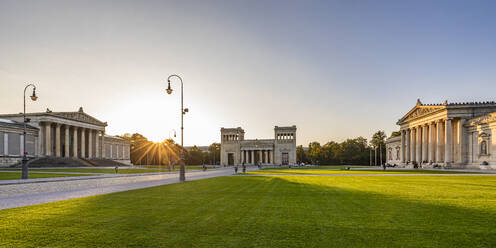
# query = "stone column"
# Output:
<box><xmin>458</xmin><ymin>119</ymin><xmax>466</xmax><ymax>164</ymax></box>
<box><xmin>81</xmin><ymin>128</ymin><xmax>86</xmax><ymax>158</ymax></box>
<box><xmin>45</xmin><ymin>122</ymin><xmax>52</xmax><ymax>156</ymax></box>
<box><xmin>88</xmin><ymin>129</ymin><xmax>93</xmax><ymax>158</ymax></box>
<box><xmin>445</xmin><ymin>118</ymin><xmax>452</xmax><ymax>165</ymax></box>
<box><xmin>38</xmin><ymin>122</ymin><xmax>44</xmax><ymax>156</ymax></box>
<box><xmin>429</xmin><ymin>122</ymin><xmax>435</xmax><ymax>163</ymax></box>
<box><xmin>64</xmin><ymin>125</ymin><xmax>70</xmax><ymax>158</ymax></box>
<box><xmin>410</xmin><ymin>128</ymin><xmax>416</xmax><ymax>162</ymax></box>
<box><xmin>400</xmin><ymin>130</ymin><xmax>405</xmax><ymax>163</ymax></box>
<box><xmin>250</xmin><ymin>150</ymin><xmax>254</xmax><ymax>164</ymax></box>
<box><xmin>416</xmin><ymin>126</ymin><xmax>422</xmax><ymax>163</ymax></box>
<box><xmin>20</xmin><ymin>134</ymin><xmax>24</xmax><ymax>157</ymax></box>
<box><xmin>95</xmin><ymin>131</ymin><xmax>100</xmax><ymax>158</ymax></box>
<box><xmin>259</xmin><ymin>150</ymin><xmax>263</xmax><ymax>164</ymax></box>
<box><xmin>436</xmin><ymin>120</ymin><xmax>443</xmax><ymax>163</ymax></box>
<box><xmin>73</xmin><ymin>127</ymin><xmax>78</xmax><ymax>157</ymax></box>
<box><xmin>406</xmin><ymin>129</ymin><xmax>411</xmax><ymax>162</ymax></box>
<box><xmin>422</xmin><ymin>125</ymin><xmax>428</xmax><ymax>163</ymax></box>
<box><xmin>34</xmin><ymin>136</ymin><xmax>38</xmax><ymax>156</ymax></box>
<box><xmin>3</xmin><ymin>133</ymin><xmax>8</xmax><ymax>155</ymax></box>
<box><xmin>241</xmin><ymin>150</ymin><xmax>244</xmax><ymax>164</ymax></box>
<box><xmin>110</xmin><ymin>144</ymin><xmax>113</xmax><ymax>159</ymax></box>
<box><xmin>55</xmin><ymin>123</ymin><xmax>61</xmax><ymax>157</ymax></box>
<box><xmin>101</xmin><ymin>133</ymin><xmax>105</xmax><ymax>158</ymax></box>
<box><xmin>270</xmin><ymin>150</ymin><xmax>273</xmax><ymax>164</ymax></box>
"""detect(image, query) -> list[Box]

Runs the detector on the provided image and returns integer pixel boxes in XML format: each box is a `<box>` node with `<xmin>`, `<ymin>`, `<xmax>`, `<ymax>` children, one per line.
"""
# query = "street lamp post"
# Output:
<box><xmin>166</xmin><ymin>74</ymin><xmax>188</xmax><ymax>182</ymax></box>
<box><xmin>22</xmin><ymin>84</ymin><xmax>38</xmax><ymax>179</ymax></box>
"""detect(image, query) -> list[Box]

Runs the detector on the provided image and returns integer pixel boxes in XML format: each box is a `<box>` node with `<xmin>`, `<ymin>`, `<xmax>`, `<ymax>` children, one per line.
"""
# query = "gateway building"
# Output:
<box><xmin>220</xmin><ymin>126</ymin><xmax>297</xmax><ymax>166</ymax></box>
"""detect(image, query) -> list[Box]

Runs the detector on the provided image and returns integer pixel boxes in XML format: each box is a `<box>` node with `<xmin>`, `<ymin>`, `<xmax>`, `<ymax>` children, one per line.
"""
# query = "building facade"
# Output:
<box><xmin>0</xmin><ymin>107</ymin><xmax>131</xmax><ymax>167</ymax></box>
<box><xmin>387</xmin><ymin>99</ymin><xmax>496</xmax><ymax>169</ymax></box>
<box><xmin>220</xmin><ymin>126</ymin><xmax>297</xmax><ymax>166</ymax></box>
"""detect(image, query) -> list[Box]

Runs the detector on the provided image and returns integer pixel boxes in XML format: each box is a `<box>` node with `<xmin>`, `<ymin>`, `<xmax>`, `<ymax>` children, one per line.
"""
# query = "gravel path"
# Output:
<box><xmin>0</xmin><ymin>168</ymin><xmax>241</xmax><ymax>210</ymax></box>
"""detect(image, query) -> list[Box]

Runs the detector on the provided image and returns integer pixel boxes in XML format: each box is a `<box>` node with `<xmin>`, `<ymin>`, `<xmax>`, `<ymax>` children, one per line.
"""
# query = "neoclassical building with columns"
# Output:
<box><xmin>386</xmin><ymin>99</ymin><xmax>496</xmax><ymax>169</ymax></box>
<box><xmin>0</xmin><ymin>107</ymin><xmax>130</xmax><ymax>167</ymax></box>
<box><xmin>220</xmin><ymin>126</ymin><xmax>297</xmax><ymax>166</ymax></box>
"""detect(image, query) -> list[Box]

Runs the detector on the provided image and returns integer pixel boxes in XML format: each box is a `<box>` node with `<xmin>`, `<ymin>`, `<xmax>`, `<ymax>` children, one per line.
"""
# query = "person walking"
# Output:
<box><xmin>242</xmin><ymin>163</ymin><xmax>246</xmax><ymax>173</ymax></box>
<box><xmin>234</xmin><ymin>165</ymin><xmax>238</xmax><ymax>174</ymax></box>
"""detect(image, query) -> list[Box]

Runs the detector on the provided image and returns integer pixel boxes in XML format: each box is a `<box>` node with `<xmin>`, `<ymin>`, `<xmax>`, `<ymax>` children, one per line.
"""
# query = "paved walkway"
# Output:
<box><xmin>0</xmin><ymin>170</ymin><xmax>102</xmax><ymax>175</ymax></box>
<box><xmin>0</xmin><ymin>167</ymin><xmax>242</xmax><ymax>210</ymax></box>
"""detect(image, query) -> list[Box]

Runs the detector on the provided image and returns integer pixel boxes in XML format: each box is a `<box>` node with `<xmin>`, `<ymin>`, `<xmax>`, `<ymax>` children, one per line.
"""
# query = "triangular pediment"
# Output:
<box><xmin>397</xmin><ymin>103</ymin><xmax>445</xmax><ymax>124</ymax></box>
<box><xmin>51</xmin><ymin>112</ymin><xmax>107</xmax><ymax>127</ymax></box>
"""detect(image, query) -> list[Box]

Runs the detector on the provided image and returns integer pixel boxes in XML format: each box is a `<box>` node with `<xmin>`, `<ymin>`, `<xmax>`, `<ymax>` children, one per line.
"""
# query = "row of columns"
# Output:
<box><xmin>223</xmin><ymin>134</ymin><xmax>239</xmax><ymax>141</ymax></box>
<box><xmin>1</xmin><ymin>132</ymin><xmax>36</xmax><ymax>156</ymax></box>
<box><xmin>40</xmin><ymin>122</ymin><xmax>105</xmax><ymax>159</ymax></box>
<box><xmin>277</xmin><ymin>133</ymin><xmax>294</xmax><ymax>140</ymax></box>
<box><xmin>241</xmin><ymin>149</ymin><xmax>273</xmax><ymax>165</ymax></box>
<box><xmin>400</xmin><ymin>118</ymin><xmax>462</xmax><ymax>165</ymax></box>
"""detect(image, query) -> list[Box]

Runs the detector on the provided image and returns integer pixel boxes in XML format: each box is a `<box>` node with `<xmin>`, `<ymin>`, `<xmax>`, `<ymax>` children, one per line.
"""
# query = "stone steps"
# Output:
<box><xmin>25</xmin><ymin>157</ymin><xmax>94</xmax><ymax>167</ymax></box>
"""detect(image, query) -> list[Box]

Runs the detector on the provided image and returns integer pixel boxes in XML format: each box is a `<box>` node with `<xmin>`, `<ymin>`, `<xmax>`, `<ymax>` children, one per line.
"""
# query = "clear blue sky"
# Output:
<box><xmin>1</xmin><ymin>0</ymin><xmax>495</xmax><ymax>145</ymax></box>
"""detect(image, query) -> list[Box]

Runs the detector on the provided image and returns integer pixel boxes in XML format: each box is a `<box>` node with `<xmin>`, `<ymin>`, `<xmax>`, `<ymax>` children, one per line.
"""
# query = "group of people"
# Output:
<box><xmin>234</xmin><ymin>163</ymin><xmax>247</xmax><ymax>174</ymax></box>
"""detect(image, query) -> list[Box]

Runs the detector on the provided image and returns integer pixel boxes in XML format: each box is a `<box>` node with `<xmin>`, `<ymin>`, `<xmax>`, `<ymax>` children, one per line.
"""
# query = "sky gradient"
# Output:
<box><xmin>1</xmin><ymin>0</ymin><xmax>495</xmax><ymax>146</ymax></box>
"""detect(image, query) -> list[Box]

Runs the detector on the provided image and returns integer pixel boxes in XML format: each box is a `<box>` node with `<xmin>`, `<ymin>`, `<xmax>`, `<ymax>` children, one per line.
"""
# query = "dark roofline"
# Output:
<box><xmin>0</xmin><ymin>111</ymin><xmax>107</xmax><ymax>127</ymax></box>
<box><xmin>0</xmin><ymin>121</ymin><xmax>38</xmax><ymax>130</ymax></box>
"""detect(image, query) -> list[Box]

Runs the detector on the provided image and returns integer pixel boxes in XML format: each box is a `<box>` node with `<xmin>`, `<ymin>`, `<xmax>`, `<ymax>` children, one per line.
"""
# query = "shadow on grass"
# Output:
<box><xmin>0</xmin><ymin>176</ymin><xmax>495</xmax><ymax>247</ymax></box>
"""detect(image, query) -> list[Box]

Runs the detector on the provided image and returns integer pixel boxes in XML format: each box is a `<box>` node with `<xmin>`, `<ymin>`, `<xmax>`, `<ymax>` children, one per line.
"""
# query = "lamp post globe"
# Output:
<box><xmin>166</xmin><ymin>81</ymin><xmax>173</xmax><ymax>95</ymax></box>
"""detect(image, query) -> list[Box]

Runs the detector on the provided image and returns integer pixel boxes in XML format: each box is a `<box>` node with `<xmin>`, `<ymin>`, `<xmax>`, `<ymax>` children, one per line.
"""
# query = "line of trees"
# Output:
<box><xmin>297</xmin><ymin>131</ymin><xmax>387</xmax><ymax>165</ymax></box>
<box><xmin>118</xmin><ymin>133</ymin><xmax>220</xmax><ymax>166</ymax></box>
<box><xmin>119</xmin><ymin>130</ymin><xmax>389</xmax><ymax>166</ymax></box>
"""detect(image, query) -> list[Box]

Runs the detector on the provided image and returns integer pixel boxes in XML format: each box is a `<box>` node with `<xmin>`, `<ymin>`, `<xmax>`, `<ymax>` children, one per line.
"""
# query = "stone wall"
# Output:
<box><xmin>386</xmin><ymin>136</ymin><xmax>401</xmax><ymax>166</ymax></box>
<box><xmin>0</xmin><ymin>156</ymin><xmax>21</xmax><ymax>167</ymax></box>
<box><xmin>103</xmin><ymin>135</ymin><xmax>131</xmax><ymax>164</ymax></box>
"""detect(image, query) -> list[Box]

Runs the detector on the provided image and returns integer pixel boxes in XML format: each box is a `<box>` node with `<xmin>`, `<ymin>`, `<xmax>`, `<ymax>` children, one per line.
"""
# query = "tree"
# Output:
<box><xmin>186</xmin><ymin>146</ymin><xmax>204</xmax><ymax>165</ymax></box>
<box><xmin>321</xmin><ymin>141</ymin><xmax>339</xmax><ymax>165</ymax></box>
<box><xmin>296</xmin><ymin>145</ymin><xmax>309</xmax><ymax>164</ymax></box>
<box><xmin>370</xmin><ymin>130</ymin><xmax>386</xmax><ymax>165</ymax></box>
<box><xmin>208</xmin><ymin>143</ymin><xmax>221</xmax><ymax>165</ymax></box>
<box><xmin>308</xmin><ymin>142</ymin><xmax>322</xmax><ymax>165</ymax></box>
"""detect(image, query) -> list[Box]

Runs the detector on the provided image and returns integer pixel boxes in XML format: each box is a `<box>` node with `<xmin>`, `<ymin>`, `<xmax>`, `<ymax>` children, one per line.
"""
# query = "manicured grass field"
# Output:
<box><xmin>247</xmin><ymin>169</ymin><xmax>481</xmax><ymax>175</ymax></box>
<box><xmin>1</xmin><ymin>175</ymin><xmax>495</xmax><ymax>247</ymax></box>
<box><xmin>0</xmin><ymin>172</ymin><xmax>96</xmax><ymax>180</ymax></box>
<box><xmin>263</xmin><ymin>165</ymin><xmax>369</xmax><ymax>170</ymax></box>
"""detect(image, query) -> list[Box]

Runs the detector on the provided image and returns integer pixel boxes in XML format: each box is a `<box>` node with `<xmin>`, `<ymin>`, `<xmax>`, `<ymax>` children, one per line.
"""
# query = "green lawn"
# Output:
<box><xmin>1</xmin><ymin>175</ymin><xmax>495</xmax><ymax>247</ymax></box>
<box><xmin>263</xmin><ymin>165</ymin><xmax>369</xmax><ymax>170</ymax></box>
<box><xmin>0</xmin><ymin>172</ymin><xmax>96</xmax><ymax>180</ymax></box>
<box><xmin>247</xmin><ymin>169</ymin><xmax>481</xmax><ymax>175</ymax></box>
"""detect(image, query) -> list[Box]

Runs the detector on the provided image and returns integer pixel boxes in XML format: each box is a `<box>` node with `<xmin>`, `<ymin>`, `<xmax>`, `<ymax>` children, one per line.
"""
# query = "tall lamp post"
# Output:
<box><xmin>166</xmin><ymin>75</ymin><xmax>188</xmax><ymax>182</ymax></box>
<box><xmin>22</xmin><ymin>84</ymin><xmax>38</xmax><ymax>179</ymax></box>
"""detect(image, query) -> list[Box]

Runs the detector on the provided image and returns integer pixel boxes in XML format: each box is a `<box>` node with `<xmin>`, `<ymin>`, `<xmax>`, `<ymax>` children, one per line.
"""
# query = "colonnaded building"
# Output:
<box><xmin>386</xmin><ymin>99</ymin><xmax>496</xmax><ymax>169</ymax></box>
<box><xmin>220</xmin><ymin>126</ymin><xmax>296</xmax><ymax>166</ymax></box>
<box><xmin>0</xmin><ymin>107</ymin><xmax>131</xmax><ymax>167</ymax></box>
